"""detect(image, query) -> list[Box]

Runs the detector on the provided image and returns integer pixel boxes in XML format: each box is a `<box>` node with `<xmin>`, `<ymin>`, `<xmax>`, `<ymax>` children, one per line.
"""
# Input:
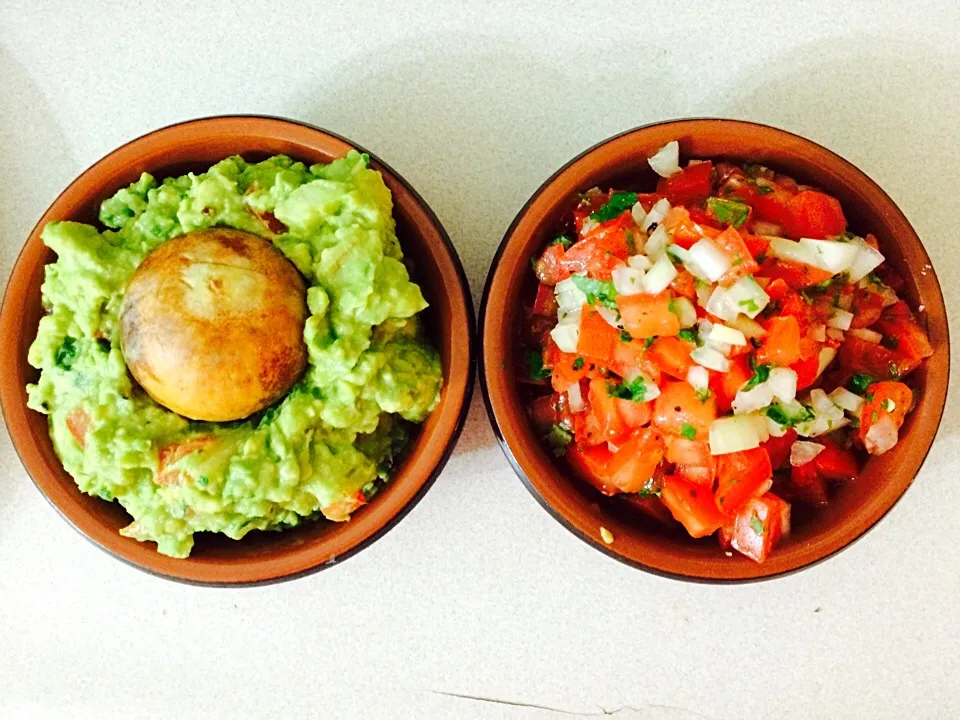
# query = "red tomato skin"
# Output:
<box><xmin>661</xmin><ymin>475</ymin><xmax>726</xmax><ymax>538</ymax></box>
<box><xmin>566</xmin><ymin>442</ymin><xmax>618</xmax><ymax>496</ymax></box>
<box><xmin>715</xmin><ymin>448</ymin><xmax>774</xmax><ymax>515</ymax></box>
<box><xmin>729</xmin><ymin>494</ymin><xmax>789</xmax><ymax>563</ymax></box>
<box><xmin>652</xmin><ymin>381</ymin><xmax>717</xmax><ymax>438</ymax></box>
<box><xmin>657</xmin><ymin>161</ymin><xmax>714</xmax><ymax>205</ymax></box>
<box><xmin>577</xmin><ymin>305</ymin><xmax>621</xmax><ymax>363</ymax></box>
<box><xmin>783</xmin><ymin>190</ymin><xmax>846</xmax><ymax>240</ymax></box>
<box><xmin>606</xmin><ymin>427</ymin><xmax>665</xmax><ymax>493</ymax></box>
<box><xmin>534</xmin><ymin>243</ymin><xmax>570</xmax><ymax>285</ymax></box>
<box><xmin>761</xmin><ymin>429</ymin><xmax>798</xmax><ymax>470</ymax></box>
<box><xmin>532</xmin><ymin>282</ymin><xmax>558</xmax><ymax>316</ymax></box>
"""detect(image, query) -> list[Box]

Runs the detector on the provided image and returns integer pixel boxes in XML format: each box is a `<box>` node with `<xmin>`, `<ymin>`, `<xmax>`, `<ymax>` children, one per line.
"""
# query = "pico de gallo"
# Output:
<box><xmin>521</xmin><ymin>140</ymin><xmax>934</xmax><ymax>563</ymax></box>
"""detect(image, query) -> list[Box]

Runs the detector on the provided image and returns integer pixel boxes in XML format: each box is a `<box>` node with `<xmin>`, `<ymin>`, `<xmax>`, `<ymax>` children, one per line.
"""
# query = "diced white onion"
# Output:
<box><xmin>647</xmin><ymin>140</ymin><xmax>681</xmax><ymax>178</ymax></box>
<box><xmin>612</xmin><ymin>265</ymin><xmax>644</xmax><ymax>296</ymax></box>
<box><xmin>849</xmin><ymin>327</ymin><xmax>882</xmax><ymax>343</ymax></box>
<box><xmin>725</xmin><ymin>275</ymin><xmax>770</xmax><ymax>319</ymax></box>
<box><xmin>864</xmin><ymin>414</ymin><xmax>899</xmax><ymax>455</ymax></box>
<box><xmin>644</xmin><ymin>225</ymin><xmax>670</xmax><ymax>259</ymax></box>
<box><xmin>689</xmin><ymin>238</ymin><xmax>733</xmax><ymax>282</ymax></box>
<box><xmin>827</xmin><ymin>309</ymin><xmax>854</xmax><ymax>330</ymax></box>
<box><xmin>666</xmin><ymin>244</ymin><xmax>692</xmax><ymax>264</ymax></box>
<box><xmin>580</xmin><ymin>217</ymin><xmax>599</xmax><ymax>236</ymax></box>
<box><xmin>809</xmin><ymin>389</ymin><xmax>836</xmax><ymax>413</ymax></box>
<box><xmin>642</xmin><ymin>253</ymin><xmax>678</xmax><ymax>294</ymax></box>
<box><xmin>673</xmin><ymin>297</ymin><xmax>698</xmax><ymax>328</ymax></box>
<box><xmin>838</xmin><ymin>292</ymin><xmax>854</xmax><ymax>311</ymax></box>
<box><xmin>769</xmin><ymin>237</ymin><xmax>821</xmax><ymax>268</ymax></box>
<box><xmin>567</xmin><ymin>382</ymin><xmax>585</xmax><ymax>412</ymax></box>
<box><xmin>642</xmin><ymin>198</ymin><xmax>671</xmax><ymax>233</ymax></box>
<box><xmin>607</xmin><ymin>441</ymin><xmax>620</xmax><ymax>453</ymax></box>
<box><xmin>709</xmin><ymin>414</ymin><xmax>769</xmax><ymax>455</ymax></box>
<box><xmin>817</xmin><ymin>346</ymin><xmax>837</xmax><ymax>376</ymax></box>
<box><xmin>732</xmin><ymin>384</ymin><xmax>774</xmax><ymax>415</ymax></box>
<box><xmin>829</xmin><ymin>387</ymin><xmax>865</xmax><ymax>414</ymax></box>
<box><xmin>696</xmin><ymin>281</ymin><xmax>713</xmax><ymax>308</ymax></box>
<box><xmin>795</xmin><ymin>389</ymin><xmax>848</xmax><ymax>437</ymax></box>
<box><xmin>768</xmin><ymin>367</ymin><xmax>799</xmax><ymax>402</ymax></box>
<box><xmin>790</xmin><ymin>441</ymin><xmax>825</xmax><ymax>467</ymax></box>
<box><xmin>847</xmin><ymin>238</ymin><xmax>885</xmax><ymax>283</ymax></box>
<box><xmin>766</xmin><ymin>414</ymin><xmax>788</xmax><ymax>438</ymax></box>
<box><xmin>809</xmin><ymin>324</ymin><xmax>827</xmax><ymax>342</ymax></box>
<box><xmin>596</xmin><ymin>305</ymin><xmax>622</xmax><ymax>329</ymax></box>
<box><xmin>554</xmin><ymin>276</ymin><xmax>587</xmax><ymax>314</ymax></box>
<box><xmin>798</xmin><ymin>238</ymin><xmax>860</xmax><ymax>274</ymax></box>
<box><xmin>557</xmin><ymin>306</ymin><xmax>582</xmax><ymax>326</ymax></box>
<box><xmin>728</xmin><ymin>313</ymin><xmax>766</xmax><ymax>339</ymax></box>
<box><xmin>691</xmin><ymin>345</ymin><xmax>730</xmax><ymax>372</ymax></box>
<box><xmin>686</xmin><ymin>365</ymin><xmax>710</xmax><ymax>392</ymax></box>
<box><xmin>709</xmin><ymin>323</ymin><xmax>748</xmax><ymax>347</ymax></box>
<box><xmin>705</xmin><ymin>286</ymin><xmax>740</xmax><ymax>323</ymax></box>
<box><xmin>550</xmin><ymin>323</ymin><xmax>579</xmax><ymax>353</ymax></box>
<box><xmin>630</xmin><ymin>202</ymin><xmax>647</xmax><ymax>227</ymax></box>
<box><xmin>628</xmin><ymin>254</ymin><xmax>653</xmax><ymax>271</ymax></box>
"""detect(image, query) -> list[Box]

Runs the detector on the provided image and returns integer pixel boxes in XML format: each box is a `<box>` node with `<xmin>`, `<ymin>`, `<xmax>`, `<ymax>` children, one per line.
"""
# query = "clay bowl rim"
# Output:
<box><xmin>0</xmin><ymin>115</ymin><xmax>476</xmax><ymax>587</ymax></box>
<box><xmin>479</xmin><ymin>117</ymin><xmax>950</xmax><ymax>584</ymax></box>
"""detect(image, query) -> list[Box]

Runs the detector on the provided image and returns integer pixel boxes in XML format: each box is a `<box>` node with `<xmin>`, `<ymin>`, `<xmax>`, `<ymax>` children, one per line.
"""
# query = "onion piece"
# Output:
<box><xmin>631</xmin><ymin>201</ymin><xmax>647</xmax><ymax>227</ymax></box>
<box><xmin>847</xmin><ymin>238</ymin><xmax>885</xmax><ymax>283</ymax></box>
<box><xmin>708</xmin><ymin>323</ymin><xmax>748</xmax><ymax>347</ymax></box>
<box><xmin>827</xmin><ymin>309</ymin><xmax>854</xmax><ymax>330</ymax></box>
<box><xmin>725</xmin><ymin>275</ymin><xmax>770</xmax><ymax>319</ymax></box>
<box><xmin>691</xmin><ymin>345</ymin><xmax>730</xmax><ymax>372</ymax></box>
<box><xmin>596</xmin><ymin>305</ymin><xmax>622</xmax><ymax>329</ymax></box>
<box><xmin>580</xmin><ymin>217</ymin><xmax>599</xmax><ymax>236</ymax></box>
<box><xmin>829</xmin><ymin>387</ymin><xmax>865</xmax><ymax>414</ymax></box>
<box><xmin>864</xmin><ymin>414</ymin><xmax>899</xmax><ymax>455</ymax></box>
<box><xmin>810</xmin><ymin>324</ymin><xmax>827</xmax><ymax>342</ymax></box>
<box><xmin>567</xmin><ymin>381</ymin><xmax>585</xmax><ymax>412</ymax></box>
<box><xmin>550</xmin><ymin>322</ymin><xmax>580</xmax><ymax>353</ymax></box>
<box><xmin>709</xmin><ymin>413</ymin><xmax>769</xmax><ymax>455</ymax></box>
<box><xmin>642</xmin><ymin>199</ymin><xmax>671</xmax><ymax>233</ymax></box>
<box><xmin>612</xmin><ymin>265</ymin><xmax>644</xmax><ymax>296</ymax></box>
<box><xmin>673</xmin><ymin>297</ymin><xmax>698</xmax><ymax>328</ymax></box>
<box><xmin>798</xmin><ymin>238</ymin><xmax>860</xmax><ymax>274</ymax></box>
<box><xmin>628</xmin><ymin>254</ymin><xmax>653</xmax><ymax>271</ymax></box>
<box><xmin>648</xmin><ymin>140</ymin><xmax>681</xmax><ymax>178</ymax></box>
<box><xmin>826</xmin><ymin>327</ymin><xmax>845</xmax><ymax>342</ymax></box>
<box><xmin>790</xmin><ymin>441</ymin><xmax>825</xmax><ymax>467</ymax></box>
<box><xmin>816</xmin><ymin>346</ymin><xmax>837</xmax><ymax>377</ymax></box>
<box><xmin>686</xmin><ymin>365</ymin><xmax>710</xmax><ymax>393</ymax></box>
<box><xmin>705</xmin><ymin>286</ymin><xmax>739</xmax><ymax>323</ymax></box>
<box><xmin>728</xmin><ymin>313</ymin><xmax>766</xmax><ymax>339</ymax></box>
<box><xmin>642</xmin><ymin>253</ymin><xmax>678</xmax><ymax>294</ymax></box>
<box><xmin>689</xmin><ymin>238</ymin><xmax>733</xmax><ymax>282</ymax></box>
<box><xmin>849</xmin><ymin>327</ymin><xmax>882</xmax><ymax>343</ymax></box>
<box><xmin>768</xmin><ymin>237</ymin><xmax>821</xmax><ymax>268</ymax></box>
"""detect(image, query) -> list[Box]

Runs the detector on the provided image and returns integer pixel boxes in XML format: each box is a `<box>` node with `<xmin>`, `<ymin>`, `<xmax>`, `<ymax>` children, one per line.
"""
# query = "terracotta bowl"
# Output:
<box><xmin>480</xmin><ymin>119</ymin><xmax>949</xmax><ymax>582</ymax></box>
<box><xmin>0</xmin><ymin>116</ymin><xmax>475</xmax><ymax>585</ymax></box>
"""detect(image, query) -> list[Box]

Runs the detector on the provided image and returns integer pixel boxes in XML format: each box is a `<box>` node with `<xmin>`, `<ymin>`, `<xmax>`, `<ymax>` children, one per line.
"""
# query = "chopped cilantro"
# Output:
<box><xmin>871</xmin><ymin>410</ymin><xmax>879</xmax><ymax>423</ymax></box>
<box><xmin>197</xmin><ymin>476</ymin><xmax>210</xmax><ymax>488</ymax></box>
<box><xmin>743</xmin><ymin>360</ymin><xmax>771</xmax><ymax>391</ymax></box>
<box><xmin>707</xmin><ymin>197</ymin><xmax>750</xmax><ymax>228</ymax></box>
<box><xmin>527</xmin><ymin>351</ymin><xmax>551</xmax><ymax>381</ymax></box>
<box><xmin>754</xmin><ymin>184</ymin><xmax>774</xmax><ymax>195</ymax></box>
<box><xmin>743</xmin><ymin>163</ymin><xmax>769</xmax><ymax>178</ymax></box>
<box><xmin>848</xmin><ymin>373</ymin><xmax>875</xmax><ymax>395</ymax></box>
<box><xmin>571</xmin><ymin>275</ymin><xmax>619</xmax><ymax>311</ymax></box>
<box><xmin>572</xmin><ymin>357</ymin><xmax>584</xmax><ymax>371</ymax></box>
<box><xmin>54</xmin><ymin>336</ymin><xmax>78</xmax><ymax>370</ymax></box>
<box><xmin>881</xmin><ymin>398</ymin><xmax>896</xmax><ymax>412</ymax></box>
<box><xmin>765</xmin><ymin>402</ymin><xmax>814</xmax><ymax>428</ymax></box>
<box><xmin>738</xmin><ymin>298</ymin><xmax>760</xmax><ymax>314</ymax></box>
<box><xmin>590</xmin><ymin>191</ymin><xmax>638</xmax><ymax>223</ymax></box>
<box><xmin>643</xmin><ymin>337</ymin><xmax>656</xmax><ymax>350</ymax></box>
<box><xmin>678</xmin><ymin>328</ymin><xmax>698</xmax><ymax>343</ymax></box>
<box><xmin>625</xmin><ymin>230</ymin><xmax>636</xmax><ymax>254</ymax></box>
<box><xmin>749</xmin><ymin>514</ymin><xmax>765</xmax><ymax>535</ymax></box>
<box><xmin>619</xmin><ymin>330</ymin><xmax>632</xmax><ymax>342</ymax></box>
<box><xmin>552</xmin><ymin>234</ymin><xmax>573</xmax><ymax>250</ymax></box>
<box><xmin>638</xmin><ymin>475</ymin><xmax>661</xmax><ymax>498</ymax></box>
<box><xmin>680</xmin><ymin>423</ymin><xmax>697</xmax><ymax>440</ymax></box>
<box><xmin>695</xmin><ymin>387</ymin><xmax>713</xmax><ymax>403</ymax></box>
<box><xmin>865</xmin><ymin>392</ymin><xmax>875</xmax><ymax>402</ymax></box>
<box><xmin>545</xmin><ymin>424</ymin><xmax>574</xmax><ymax>457</ymax></box>
<box><xmin>668</xmin><ymin>296</ymin><xmax>677</xmax><ymax>314</ymax></box>
<box><xmin>607</xmin><ymin>376</ymin><xmax>649</xmax><ymax>402</ymax></box>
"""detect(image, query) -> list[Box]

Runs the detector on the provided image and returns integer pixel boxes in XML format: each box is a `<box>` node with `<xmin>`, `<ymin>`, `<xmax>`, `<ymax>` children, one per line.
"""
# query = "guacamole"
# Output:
<box><xmin>26</xmin><ymin>152</ymin><xmax>443</xmax><ymax>558</ymax></box>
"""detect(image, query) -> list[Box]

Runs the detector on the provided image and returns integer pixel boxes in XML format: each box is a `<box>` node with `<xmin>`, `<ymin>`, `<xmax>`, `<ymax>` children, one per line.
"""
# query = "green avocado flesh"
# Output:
<box><xmin>26</xmin><ymin>152</ymin><xmax>443</xmax><ymax>558</ymax></box>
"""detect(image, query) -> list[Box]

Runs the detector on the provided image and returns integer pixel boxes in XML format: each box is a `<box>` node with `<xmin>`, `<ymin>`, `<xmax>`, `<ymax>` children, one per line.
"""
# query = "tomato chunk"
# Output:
<box><xmin>756</xmin><ymin>315</ymin><xmax>802</xmax><ymax>367</ymax></box>
<box><xmin>725</xmin><ymin>494</ymin><xmax>790</xmax><ymax>563</ymax></box>
<box><xmin>661</xmin><ymin>475</ymin><xmax>726</xmax><ymax>538</ymax></box>
<box><xmin>618</xmin><ymin>292</ymin><xmax>681</xmax><ymax>340</ymax></box>
<box><xmin>783</xmin><ymin>190</ymin><xmax>846</xmax><ymax>240</ymax></box>
<box><xmin>582</xmin><ymin>377</ymin><xmax>628</xmax><ymax>446</ymax></box>
<box><xmin>814</xmin><ymin>437</ymin><xmax>859</xmax><ymax>481</ymax></box>
<box><xmin>611</xmin><ymin>339</ymin><xmax>662</xmax><ymax>385</ymax></box>
<box><xmin>652</xmin><ymin>381</ymin><xmax>717</xmax><ymax>439</ymax></box>
<box><xmin>532</xmin><ymin>282</ymin><xmax>558</xmax><ymax>316</ymax></box>
<box><xmin>577</xmin><ymin>305</ymin><xmax>621</xmax><ymax>362</ymax></box>
<box><xmin>761</xmin><ymin>429</ymin><xmax>798</xmax><ymax>470</ymax></box>
<box><xmin>657</xmin><ymin>161</ymin><xmax>714</xmax><ymax>205</ymax></box>
<box><xmin>566</xmin><ymin>442</ymin><xmax>618</xmax><ymax>496</ymax></box>
<box><xmin>872</xmin><ymin>301</ymin><xmax>934</xmax><ymax>368</ymax></box>
<box><xmin>859</xmin><ymin>381</ymin><xmax>912</xmax><ymax>455</ymax></box>
<box><xmin>713</xmin><ymin>226</ymin><xmax>760</xmax><ymax>286</ymax></box>
<box><xmin>65</xmin><ymin>407</ymin><xmax>92</xmax><ymax>449</ymax></box>
<box><xmin>647</xmin><ymin>336</ymin><xmax>696</xmax><ymax>380</ymax></box>
<box><xmin>715</xmin><ymin>448</ymin><xmax>773</xmax><ymax>515</ymax></box>
<box><xmin>757</xmin><ymin>257</ymin><xmax>834</xmax><ymax>290</ymax></box>
<box><xmin>606</xmin><ymin>427</ymin><xmax>665</xmax><ymax>493</ymax></box>
<box><xmin>534</xmin><ymin>243</ymin><xmax>570</xmax><ymax>286</ymax></box>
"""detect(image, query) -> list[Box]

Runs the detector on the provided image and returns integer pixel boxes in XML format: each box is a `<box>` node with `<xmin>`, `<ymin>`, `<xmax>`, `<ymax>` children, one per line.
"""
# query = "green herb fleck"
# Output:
<box><xmin>571</xmin><ymin>275</ymin><xmax>619</xmax><ymax>311</ymax></box>
<box><xmin>625</xmin><ymin>230</ymin><xmax>636</xmax><ymax>254</ymax></box>
<box><xmin>590</xmin><ymin>191</ymin><xmax>638</xmax><ymax>223</ymax></box>
<box><xmin>749</xmin><ymin>514</ymin><xmax>765</xmax><ymax>535</ymax></box>
<box><xmin>680</xmin><ymin>423</ymin><xmax>697</xmax><ymax>440</ymax></box>
<box><xmin>552</xmin><ymin>234</ymin><xmax>573</xmax><ymax>250</ymax></box>
<box><xmin>849</xmin><ymin>373</ymin><xmax>875</xmax><ymax>395</ymax></box>
<box><xmin>695</xmin><ymin>387</ymin><xmax>713</xmax><ymax>403</ymax></box>
<box><xmin>743</xmin><ymin>360</ymin><xmax>771</xmax><ymax>391</ymax></box>
<box><xmin>638</xmin><ymin>475</ymin><xmax>661</xmax><ymax>498</ymax></box>
<box><xmin>881</xmin><ymin>398</ymin><xmax>896</xmax><ymax>412</ymax></box>
<box><xmin>871</xmin><ymin>410</ymin><xmax>879</xmax><ymax>423</ymax></box>
<box><xmin>527</xmin><ymin>350</ymin><xmax>552</xmax><ymax>381</ymax></box>
<box><xmin>707</xmin><ymin>197</ymin><xmax>750</xmax><ymax>228</ymax></box>
<box><xmin>678</xmin><ymin>328</ymin><xmax>698</xmax><ymax>343</ymax></box>
<box><xmin>738</xmin><ymin>298</ymin><xmax>760</xmax><ymax>314</ymax></box>
<box><xmin>607</xmin><ymin>376</ymin><xmax>649</xmax><ymax>402</ymax></box>
<box><xmin>765</xmin><ymin>402</ymin><xmax>814</xmax><ymax>428</ymax></box>
<box><xmin>572</xmin><ymin>357</ymin><xmax>584</xmax><ymax>371</ymax></box>
<box><xmin>55</xmin><ymin>337</ymin><xmax>78</xmax><ymax>370</ymax></box>
<box><xmin>643</xmin><ymin>337</ymin><xmax>657</xmax><ymax>350</ymax></box>
<box><xmin>96</xmin><ymin>337</ymin><xmax>111</xmax><ymax>353</ymax></box>
<box><xmin>755</xmin><ymin>184</ymin><xmax>774</xmax><ymax>195</ymax></box>
<box><xmin>545</xmin><ymin>424</ymin><xmax>574</xmax><ymax>457</ymax></box>
<box><xmin>619</xmin><ymin>330</ymin><xmax>632</xmax><ymax>342</ymax></box>
<box><xmin>197</xmin><ymin>476</ymin><xmax>210</xmax><ymax>488</ymax></box>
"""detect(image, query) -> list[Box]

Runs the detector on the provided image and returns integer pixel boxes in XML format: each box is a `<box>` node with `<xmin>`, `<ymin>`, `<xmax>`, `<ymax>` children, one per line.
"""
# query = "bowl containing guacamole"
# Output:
<box><xmin>0</xmin><ymin>117</ymin><xmax>475</xmax><ymax>584</ymax></box>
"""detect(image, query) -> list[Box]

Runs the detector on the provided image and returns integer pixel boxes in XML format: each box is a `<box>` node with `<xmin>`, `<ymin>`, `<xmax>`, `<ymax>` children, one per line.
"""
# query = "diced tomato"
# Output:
<box><xmin>756</xmin><ymin>315</ymin><xmax>802</xmax><ymax>367</ymax></box>
<box><xmin>752</xmin><ymin>189</ymin><xmax>794</xmax><ymax>227</ymax></box>
<box><xmin>675</xmin><ymin>463</ymin><xmax>716</xmax><ymax>486</ymax></box>
<box><xmin>657</xmin><ymin>161</ymin><xmax>714</xmax><ymax>205</ymax></box>
<box><xmin>837</xmin><ymin>335</ymin><xmax>911</xmax><ymax>381</ymax></box>
<box><xmin>662</xmin><ymin>207</ymin><xmax>720</xmax><ymax>249</ymax></box>
<box><xmin>544</xmin><ymin>337</ymin><xmax>594</xmax><ymax>392</ymax></box>
<box><xmin>670</xmin><ymin>268</ymin><xmax>697</xmax><ymax>300</ymax></box>
<box><xmin>530</xmin><ymin>394</ymin><xmax>560</xmax><ymax>428</ymax></box>
<box><xmin>790</xmin><ymin>352</ymin><xmax>821</xmax><ymax>391</ymax></box>
<box><xmin>577</xmin><ymin>305</ymin><xmax>622</xmax><ymax>362</ymax></box>
<box><xmin>156</xmin><ymin>435</ymin><xmax>216</xmax><ymax>486</ymax></box>
<box><xmin>582</xmin><ymin>377</ymin><xmax>629</xmax><ymax>446</ymax></box>
<box><xmin>726</xmin><ymin>494</ymin><xmax>790</xmax><ymax>563</ymax></box>
<box><xmin>849</xmin><ymin>286</ymin><xmax>886</xmax><ymax>329</ymax></box>
<box><xmin>757</xmin><ymin>257</ymin><xmax>834</xmax><ymax>290</ymax></box>
<box><xmin>814</xmin><ymin>437</ymin><xmax>859</xmax><ymax>481</ymax></box>
<box><xmin>652</xmin><ymin>381</ymin><xmax>717</xmax><ymax>438</ymax></box>
<box><xmin>648</xmin><ymin>336</ymin><xmax>696</xmax><ymax>380</ymax></box>
<box><xmin>572</xmin><ymin>191</ymin><xmax>609</xmax><ymax>234</ymax></box>
<box><xmin>788</xmin><ymin>460</ymin><xmax>830</xmax><ymax>505</ymax></box>
<box><xmin>859</xmin><ymin>381</ymin><xmax>912</xmax><ymax>454</ymax></box>
<box><xmin>611</xmin><ymin>339</ymin><xmax>662</xmax><ymax>385</ymax></box>
<box><xmin>713</xmin><ymin>226</ymin><xmax>760</xmax><ymax>286</ymax></box>
<box><xmin>532</xmin><ymin>282</ymin><xmax>558</xmax><ymax>316</ymax></box>
<box><xmin>661</xmin><ymin>475</ymin><xmax>726</xmax><ymax>538</ymax></box>
<box><xmin>687</xmin><ymin>206</ymin><xmax>724</xmax><ymax>230</ymax></box>
<box><xmin>664</xmin><ymin>434</ymin><xmax>712</xmax><ymax>466</ymax></box>
<box><xmin>709</xmin><ymin>355</ymin><xmax>752</xmax><ymax>413</ymax></box>
<box><xmin>618</xmin><ymin>292</ymin><xmax>681</xmax><ymax>340</ymax></box>
<box><xmin>606</xmin><ymin>427</ymin><xmax>666</xmax><ymax>493</ymax></box>
<box><xmin>566</xmin><ymin>442</ymin><xmax>618</xmax><ymax>496</ymax></box>
<box><xmin>716</xmin><ymin>168</ymin><xmax>759</xmax><ymax>206</ymax></box>
<box><xmin>615</xmin><ymin>397</ymin><xmax>652</xmax><ymax>428</ymax></box>
<box><xmin>534</xmin><ymin>243</ymin><xmax>570</xmax><ymax>286</ymax></box>
<box><xmin>762</xmin><ymin>428</ymin><xmax>798</xmax><ymax>470</ymax></box>
<box><xmin>743</xmin><ymin>234</ymin><xmax>771</xmax><ymax>261</ymax></box>
<box><xmin>619</xmin><ymin>490</ymin><xmax>676</xmax><ymax>526</ymax></box>
<box><xmin>321</xmin><ymin>490</ymin><xmax>368</xmax><ymax>522</ymax></box>
<box><xmin>873</xmin><ymin>301</ymin><xmax>934</xmax><ymax>367</ymax></box>
<box><xmin>560</xmin><ymin>214</ymin><xmax>632</xmax><ymax>279</ymax></box>
<box><xmin>65</xmin><ymin>407</ymin><xmax>92</xmax><ymax>449</ymax></box>
<box><xmin>715</xmin><ymin>448</ymin><xmax>773</xmax><ymax>515</ymax></box>
<box><xmin>783</xmin><ymin>190</ymin><xmax>846</xmax><ymax>240</ymax></box>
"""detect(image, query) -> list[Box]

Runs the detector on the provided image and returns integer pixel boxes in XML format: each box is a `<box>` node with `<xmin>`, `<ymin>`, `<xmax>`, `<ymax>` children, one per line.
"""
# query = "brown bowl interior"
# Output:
<box><xmin>0</xmin><ymin>117</ymin><xmax>474</xmax><ymax>585</ymax></box>
<box><xmin>481</xmin><ymin>119</ymin><xmax>949</xmax><ymax>581</ymax></box>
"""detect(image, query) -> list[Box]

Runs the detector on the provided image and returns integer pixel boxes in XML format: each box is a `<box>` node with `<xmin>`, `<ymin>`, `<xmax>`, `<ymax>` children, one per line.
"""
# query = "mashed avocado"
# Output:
<box><xmin>26</xmin><ymin>152</ymin><xmax>443</xmax><ymax>558</ymax></box>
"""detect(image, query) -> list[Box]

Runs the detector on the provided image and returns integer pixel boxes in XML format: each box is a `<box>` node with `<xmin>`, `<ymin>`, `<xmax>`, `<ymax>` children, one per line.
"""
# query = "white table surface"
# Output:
<box><xmin>2</xmin><ymin>2</ymin><xmax>959</xmax><ymax>718</ymax></box>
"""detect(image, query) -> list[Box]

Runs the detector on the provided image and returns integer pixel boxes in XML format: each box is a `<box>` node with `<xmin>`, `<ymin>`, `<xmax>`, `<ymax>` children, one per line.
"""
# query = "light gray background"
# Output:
<box><xmin>1</xmin><ymin>2</ymin><xmax>958</xmax><ymax>719</ymax></box>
